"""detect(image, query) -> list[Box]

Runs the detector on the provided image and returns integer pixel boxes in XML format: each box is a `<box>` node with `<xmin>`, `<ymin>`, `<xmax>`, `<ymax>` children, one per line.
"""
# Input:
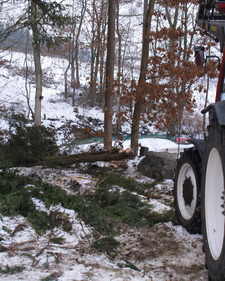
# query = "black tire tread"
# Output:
<box><xmin>202</xmin><ymin>122</ymin><xmax>225</xmax><ymax>281</ymax></box>
<box><xmin>173</xmin><ymin>147</ymin><xmax>202</xmax><ymax>234</ymax></box>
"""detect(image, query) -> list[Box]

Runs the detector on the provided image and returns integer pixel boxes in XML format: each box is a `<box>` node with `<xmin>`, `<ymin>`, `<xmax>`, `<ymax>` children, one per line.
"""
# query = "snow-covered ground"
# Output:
<box><xmin>0</xmin><ymin>163</ymin><xmax>208</xmax><ymax>281</ymax></box>
<box><xmin>0</xmin><ymin>50</ymin><xmax>209</xmax><ymax>280</ymax></box>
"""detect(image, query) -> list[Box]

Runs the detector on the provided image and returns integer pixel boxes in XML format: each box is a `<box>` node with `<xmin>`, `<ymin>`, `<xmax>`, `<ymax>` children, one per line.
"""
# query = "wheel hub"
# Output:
<box><xmin>177</xmin><ymin>162</ymin><xmax>197</xmax><ymax>220</ymax></box>
<box><xmin>183</xmin><ymin>177</ymin><xmax>194</xmax><ymax>206</ymax></box>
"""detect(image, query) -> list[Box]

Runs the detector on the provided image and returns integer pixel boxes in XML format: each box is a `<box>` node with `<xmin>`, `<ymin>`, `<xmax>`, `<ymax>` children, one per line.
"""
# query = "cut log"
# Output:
<box><xmin>29</xmin><ymin>149</ymin><xmax>134</xmax><ymax>167</ymax></box>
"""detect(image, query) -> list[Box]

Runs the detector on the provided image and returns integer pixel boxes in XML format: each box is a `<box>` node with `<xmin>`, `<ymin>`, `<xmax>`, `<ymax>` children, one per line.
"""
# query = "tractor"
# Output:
<box><xmin>173</xmin><ymin>1</ymin><xmax>225</xmax><ymax>279</ymax></box>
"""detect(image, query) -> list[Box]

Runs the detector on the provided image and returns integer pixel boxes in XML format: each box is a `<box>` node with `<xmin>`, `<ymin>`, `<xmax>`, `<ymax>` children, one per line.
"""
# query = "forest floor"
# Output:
<box><xmin>0</xmin><ymin>49</ymin><xmax>208</xmax><ymax>280</ymax></box>
<box><xmin>0</xmin><ymin>158</ymin><xmax>208</xmax><ymax>281</ymax></box>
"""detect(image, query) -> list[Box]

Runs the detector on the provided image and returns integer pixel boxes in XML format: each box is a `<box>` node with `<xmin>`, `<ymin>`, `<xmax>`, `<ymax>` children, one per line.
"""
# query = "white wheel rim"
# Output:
<box><xmin>205</xmin><ymin>148</ymin><xmax>225</xmax><ymax>260</ymax></box>
<box><xmin>177</xmin><ymin>163</ymin><xmax>197</xmax><ymax>220</ymax></box>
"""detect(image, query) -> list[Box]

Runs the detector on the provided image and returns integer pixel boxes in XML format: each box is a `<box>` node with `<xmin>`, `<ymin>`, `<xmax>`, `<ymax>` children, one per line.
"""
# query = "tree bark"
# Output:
<box><xmin>31</xmin><ymin>0</ymin><xmax>42</xmax><ymax>127</ymax></box>
<box><xmin>99</xmin><ymin>19</ymin><xmax>106</xmax><ymax>107</ymax></box>
<box><xmin>131</xmin><ymin>0</ymin><xmax>155</xmax><ymax>156</ymax></box>
<box><xmin>90</xmin><ymin>0</ymin><xmax>96</xmax><ymax>107</ymax></box>
<box><xmin>64</xmin><ymin>63</ymin><xmax>70</xmax><ymax>100</ymax></box>
<box><xmin>93</xmin><ymin>17</ymin><xmax>101</xmax><ymax>100</ymax></box>
<box><xmin>116</xmin><ymin>0</ymin><xmax>121</xmax><ymax>135</ymax></box>
<box><xmin>24</xmin><ymin>29</ymin><xmax>34</xmax><ymax>120</ymax></box>
<box><xmin>75</xmin><ymin>0</ymin><xmax>87</xmax><ymax>88</ymax></box>
<box><xmin>104</xmin><ymin>0</ymin><xmax>115</xmax><ymax>150</ymax></box>
<box><xmin>27</xmin><ymin>150</ymin><xmax>133</xmax><ymax>167</ymax></box>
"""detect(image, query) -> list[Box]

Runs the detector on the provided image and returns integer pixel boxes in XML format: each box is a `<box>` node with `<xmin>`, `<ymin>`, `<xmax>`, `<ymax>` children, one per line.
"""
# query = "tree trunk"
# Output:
<box><xmin>99</xmin><ymin>52</ymin><xmax>105</xmax><ymax>106</ymax></box>
<box><xmin>25</xmin><ymin>29</ymin><xmax>34</xmax><ymax>120</ymax></box>
<box><xmin>75</xmin><ymin>48</ymin><xmax>80</xmax><ymax>88</ymax></box>
<box><xmin>90</xmin><ymin>0</ymin><xmax>96</xmax><ymax>107</ymax></box>
<box><xmin>72</xmin><ymin>82</ymin><xmax>75</xmax><ymax>107</ymax></box>
<box><xmin>116</xmin><ymin>0</ymin><xmax>121</xmax><ymax>135</ymax></box>
<box><xmin>90</xmin><ymin>45</ymin><xmax>95</xmax><ymax>107</ymax></box>
<box><xmin>64</xmin><ymin>63</ymin><xmax>70</xmax><ymax>100</ymax></box>
<box><xmin>74</xmin><ymin>0</ymin><xmax>87</xmax><ymax>88</ymax></box>
<box><xmin>166</xmin><ymin>4</ymin><xmax>179</xmax><ymax>133</ymax></box>
<box><xmin>28</xmin><ymin>150</ymin><xmax>133</xmax><ymax>167</ymax></box>
<box><xmin>99</xmin><ymin>22</ymin><xmax>106</xmax><ymax>107</ymax></box>
<box><xmin>143</xmin><ymin>0</ymin><xmax>148</xmax><ymax>34</ymax></box>
<box><xmin>104</xmin><ymin>0</ymin><xmax>115</xmax><ymax>150</ymax></box>
<box><xmin>31</xmin><ymin>1</ymin><xmax>42</xmax><ymax>127</ymax></box>
<box><xmin>93</xmin><ymin>19</ymin><xmax>101</xmax><ymax>100</ymax></box>
<box><xmin>131</xmin><ymin>0</ymin><xmax>155</xmax><ymax>156</ymax></box>
<box><xmin>71</xmin><ymin>54</ymin><xmax>75</xmax><ymax>87</ymax></box>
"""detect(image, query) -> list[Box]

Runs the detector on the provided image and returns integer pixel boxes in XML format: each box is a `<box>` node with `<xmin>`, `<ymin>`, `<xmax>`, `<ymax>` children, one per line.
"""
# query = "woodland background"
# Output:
<box><xmin>0</xmin><ymin>2</ymin><xmax>217</xmax><ymax>279</ymax></box>
<box><xmin>0</xmin><ymin>0</ymin><xmax>220</xmax><ymax>160</ymax></box>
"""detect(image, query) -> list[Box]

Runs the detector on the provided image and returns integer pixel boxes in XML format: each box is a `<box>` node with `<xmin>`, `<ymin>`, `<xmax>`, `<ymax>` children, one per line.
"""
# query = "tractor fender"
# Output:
<box><xmin>201</xmin><ymin>100</ymin><xmax>225</xmax><ymax>126</ymax></box>
<box><xmin>187</xmin><ymin>139</ymin><xmax>205</xmax><ymax>160</ymax></box>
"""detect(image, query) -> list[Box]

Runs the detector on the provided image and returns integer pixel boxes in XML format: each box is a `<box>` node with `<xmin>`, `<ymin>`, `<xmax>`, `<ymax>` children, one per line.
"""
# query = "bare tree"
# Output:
<box><xmin>131</xmin><ymin>0</ymin><xmax>155</xmax><ymax>156</ymax></box>
<box><xmin>70</xmin><ymin>0</ymin><xmax>87</xmax><ymax>106</ymax></box>
<box><xmin>89</xmin><ymin>0</ymin><xmax>107</xmax><ymax>107</ymax></box>
<box><xmin>28</xmin><ymin>0</ymin><xmax>69</xmax><ymax>126</ymax></box>
<box><xmin>182</xmin><ymin>111</ymin><xmax>203</xmax><ymax>138</ymax></box>
<box><xmin>31</xmin><ymin>0</ymin><xmax>42</xmax><ymax>126</ymax></box>
<box><xmin>75</xmin><ymin>0</ymin><xmax>87</xmax><ymax>88</ymax></box>
<box><xmin>54</xmin><ymin>0</ymin><xmax>87</xmax><ymax>105</ymax></box>
<box><xmin>115</xmin><ymin>0</ymin><xmax>121</xmax><ymax>135</ymax></box>
<box><xmin>104</xmin><ymin>0</ymin><xmax>115</xmax><ymax>150</ymax></box>
<box><xmin>24</xmin><ymin>29</ymin><xmax>34</xmax><ymax>120</ymax></box>
<box><xmin>0</xmin><ymin>0</ymin><xmax>27</xmax><ymax>47</ymax></box>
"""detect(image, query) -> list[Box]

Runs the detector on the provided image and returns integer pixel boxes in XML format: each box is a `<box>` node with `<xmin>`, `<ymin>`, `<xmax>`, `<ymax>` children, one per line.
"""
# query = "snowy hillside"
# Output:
<box><xmin>0</xmin><ymin>48</ymin><xmax>213</xmax><ymax>155</ymax></box>
<box><xmin>1</xmin><ymin>0</ymin><xmax>222</xmax><ymax>278</ymax></box>
<box><xmin>0</xmin><ymin>48</ymin><xmax>210</xmax><ymax>280</ymax></box>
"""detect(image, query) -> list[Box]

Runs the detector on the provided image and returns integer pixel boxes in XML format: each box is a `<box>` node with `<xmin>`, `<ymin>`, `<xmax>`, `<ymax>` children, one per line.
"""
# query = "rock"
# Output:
<box><xmin>140</xmin><ymin>146</ymin><xmax>149</xmax><ymax>157</ymax></box>
<box><xmin>138</xmin><ymin>151</ymin><xmax>177</xmax><ymax>180</ymax></box>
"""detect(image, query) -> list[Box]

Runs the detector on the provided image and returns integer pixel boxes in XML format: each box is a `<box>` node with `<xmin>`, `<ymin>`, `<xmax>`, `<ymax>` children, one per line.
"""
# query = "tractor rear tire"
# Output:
<box><xmin>174</xmin><ymin>147</ymin><xmax>202</xmax><ymax>234</ymax></box>
<box><xmin>202</xmin><ymin>122</ymin><xmax>225</xmax><ymax>280</ymax></box>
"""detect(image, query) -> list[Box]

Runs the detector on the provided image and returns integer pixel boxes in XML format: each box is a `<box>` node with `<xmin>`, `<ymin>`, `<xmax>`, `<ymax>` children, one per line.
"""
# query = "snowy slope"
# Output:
<box><xmin>0</xmin><ymin>49</ymin><xmax>209</xmax><ymax>281</ymax></box>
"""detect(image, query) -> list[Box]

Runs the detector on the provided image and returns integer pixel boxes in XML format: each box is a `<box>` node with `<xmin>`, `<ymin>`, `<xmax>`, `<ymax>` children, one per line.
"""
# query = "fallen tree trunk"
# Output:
<box><xmin>29</xmin><ymin>149</ymin><xmax>134</xmax><ymax>167</ymax></box>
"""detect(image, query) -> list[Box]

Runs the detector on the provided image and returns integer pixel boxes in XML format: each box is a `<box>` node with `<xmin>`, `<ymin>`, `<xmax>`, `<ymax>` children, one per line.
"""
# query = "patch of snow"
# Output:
<box><xmin>148</xmin><ymin>199</ymin><xmax>171</xmax><ymax>213</ymax></box>
<box><xmin>0</xmin><ymin>41</ymin><xmax>210</xmax><ymax>280</ymax></box>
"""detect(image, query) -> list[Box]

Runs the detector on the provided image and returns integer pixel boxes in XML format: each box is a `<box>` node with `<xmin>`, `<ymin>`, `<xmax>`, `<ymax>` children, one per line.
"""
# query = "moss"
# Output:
<box><xmin>2</xmin><ymin>226</ymin><xmax>11</xmax><ymax>235</ymax></box>
<box><xmin>92</xmin><ymin>236</ymin><xmax>120</xmax><ymax>255</ymax></box>
<box><xmin>0</xmin><ymin>265</ymin><xmax>25</xmax><ymax>274</ymax></box>
<box><xmin>0</xmin><ymin>169</ymin><xmax>110</xmax><ymax>234</ymax></box>
<box><xmin>50</xmin><ymin>237</ymin><xmax>65</xmax><ymax>244</ymax></box>
<box><xmin>0</xmin><ymin>166</ymin><xmax>176</xmax><ymax>237</ymax></box>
